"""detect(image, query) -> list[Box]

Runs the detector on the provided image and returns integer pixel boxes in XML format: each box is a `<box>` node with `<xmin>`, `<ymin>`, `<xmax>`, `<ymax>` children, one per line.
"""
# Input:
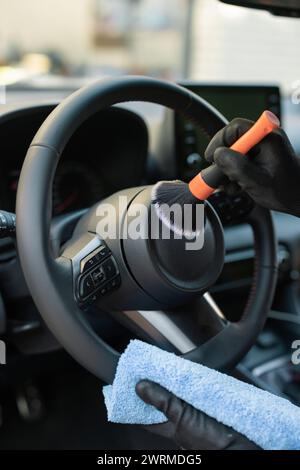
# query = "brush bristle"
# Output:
<box><xmin>151</xmin><ymin>180</ymin><xmax>196</xmax><ymax>206</ymax></box>
<box><xmin>151</xmin><ymin>180</ymin><xmax>204</xmax><ymax>238</ymax></box>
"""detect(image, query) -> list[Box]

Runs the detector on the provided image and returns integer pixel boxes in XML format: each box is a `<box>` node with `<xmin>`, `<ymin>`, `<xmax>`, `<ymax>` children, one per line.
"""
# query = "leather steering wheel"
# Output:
<box><xmin>16</xmin><ymin>77</ymin><xmax>278</xmax><ymax>383</ymax></box>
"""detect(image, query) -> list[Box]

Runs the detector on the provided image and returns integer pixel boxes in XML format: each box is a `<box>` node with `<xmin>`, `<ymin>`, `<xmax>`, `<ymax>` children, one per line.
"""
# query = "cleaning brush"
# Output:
<box><xmin>152</xmin><ymin>110</ymin><xmax>280</xmax><ymax>235</ymax></box>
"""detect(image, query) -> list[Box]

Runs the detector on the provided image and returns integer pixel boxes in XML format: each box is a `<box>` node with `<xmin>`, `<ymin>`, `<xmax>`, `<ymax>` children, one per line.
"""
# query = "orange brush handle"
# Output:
<box><xmin>230</xmin><ymin>110</ymin><xmax>280</xmax><ymax>154</ymax></box>
<box><xmin>189</xmin><ymin>110</ymin><xmax>280</xmax><ymax>201</ymax></box>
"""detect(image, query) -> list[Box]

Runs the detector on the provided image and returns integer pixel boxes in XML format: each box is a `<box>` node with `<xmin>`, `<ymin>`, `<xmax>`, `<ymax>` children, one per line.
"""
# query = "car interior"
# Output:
<box><xmin>0</xmin><ymin>0</ymin><xmax>300</xmax><ymax>451</ymax></box>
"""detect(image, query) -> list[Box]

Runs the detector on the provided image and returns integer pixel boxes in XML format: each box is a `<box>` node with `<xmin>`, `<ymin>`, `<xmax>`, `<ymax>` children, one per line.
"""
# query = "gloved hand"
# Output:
<box><xmin>136</xmin><ymin>380</ymin><xmax>260</xmax><ymax>450</ymax></box>
<box><xmin>205</xmin><ymin>118</ymin><xmax>300</xmax><ymax>217</ymax></box>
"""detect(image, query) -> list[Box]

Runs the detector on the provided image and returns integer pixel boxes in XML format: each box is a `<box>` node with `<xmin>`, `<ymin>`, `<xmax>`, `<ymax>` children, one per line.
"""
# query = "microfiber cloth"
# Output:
<box><xmin>103</xmin><ymin>339</ymin><xmax>300</xmax><ymax>450</ymax></box>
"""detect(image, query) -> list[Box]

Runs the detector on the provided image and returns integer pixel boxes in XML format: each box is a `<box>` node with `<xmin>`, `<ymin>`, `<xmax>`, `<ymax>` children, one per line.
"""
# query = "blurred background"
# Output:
<box><xmin>0</xmin><ymin>0</ymin><xmax>300</xmax><ymax>92</ymax></box>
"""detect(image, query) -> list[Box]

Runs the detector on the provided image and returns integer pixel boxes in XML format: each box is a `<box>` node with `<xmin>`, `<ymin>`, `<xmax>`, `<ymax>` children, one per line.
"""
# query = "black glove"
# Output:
<box><xmin>136</xmin><ymin>380</ymin><xmax>260</xmax><ymax>450</ymax></box>
<box><xmin>205</xmin><ymin>118</ymin><xmax>300</xmax><ymax>217</ymax></box>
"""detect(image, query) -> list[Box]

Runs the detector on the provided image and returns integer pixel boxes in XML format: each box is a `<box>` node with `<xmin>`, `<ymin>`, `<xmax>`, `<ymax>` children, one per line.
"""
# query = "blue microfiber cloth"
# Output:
<box><xmin>103</xmin><ymin>339</ymin><xmax>300</xmax><ymax>450</ymax></box>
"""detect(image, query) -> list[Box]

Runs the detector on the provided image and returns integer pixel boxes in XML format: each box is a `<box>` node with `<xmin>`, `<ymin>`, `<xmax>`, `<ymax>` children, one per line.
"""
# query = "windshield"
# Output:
<box><xmin>0</xmin><ymin>0</ymin><xmax>299</xmax><ymax>95</ymax></box>
<box><xmin>0</xmin><ymin>0</ymin><xmax>188</xmax><ymax>86</ymax></box>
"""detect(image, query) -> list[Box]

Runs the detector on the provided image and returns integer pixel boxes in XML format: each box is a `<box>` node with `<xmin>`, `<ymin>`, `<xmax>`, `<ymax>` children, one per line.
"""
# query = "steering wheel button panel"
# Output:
<box><xmin>99</xmin><ymin>276</ymin><xmax>121</xmax><ymax>296</ymax></box>
<box><xmin>107</xmin><ymin>276</ymin><xmax>121</xmax><ymax>290</ymax></box>
<box><xmin>98</xmin><ymin>245</ymin><xmax>111</xmax><ymax>260</ymax></box>
<box><xmin>75</xmin><ymin>237</ymin><xmax>121</xmax><ymax>304</ymax></box>
<box><xmin>84</xmin><ymin>258</ymin><xmax>96</xmax><ymax>272</ymax></box>
<box><xmin>80</xmin><ymin>245</ymin><xmax>111</xmax><ymax>273</ymax></box>
<box><xmin>102</xmin><ymin>258</ymin><xmax>118</xmax><ymax>280</ymax></box>
<box><xmin>79</xmin><ymin>274</ymin><xmax>94</xmax><ymax>298</ymax></box>
<box><xmin>91</xmin><ymin>266</ymin><xmax>105</xmax><ymax>286</ymax></box>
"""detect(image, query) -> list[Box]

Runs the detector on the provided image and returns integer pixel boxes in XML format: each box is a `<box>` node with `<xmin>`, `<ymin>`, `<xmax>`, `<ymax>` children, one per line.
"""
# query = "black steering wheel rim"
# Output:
<box><xmin>16</xmin><ymin>76</ymin><xmax>278</xmax><ymax>383</ymax></box>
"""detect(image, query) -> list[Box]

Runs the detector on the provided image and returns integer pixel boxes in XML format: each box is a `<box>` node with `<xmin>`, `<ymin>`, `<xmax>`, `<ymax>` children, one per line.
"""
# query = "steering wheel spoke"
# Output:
<box><xmin>113</xmin><ymin>292</ymin><xmax>226</xmax><ymax>354</ymax></box>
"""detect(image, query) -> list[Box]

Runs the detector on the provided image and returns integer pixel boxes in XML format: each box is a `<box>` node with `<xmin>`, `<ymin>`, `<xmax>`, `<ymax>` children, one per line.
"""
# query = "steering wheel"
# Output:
<box><xmin>16</xmin><ymin>77</ymin><xmax>278</xmax><ymax>384</ymax></box>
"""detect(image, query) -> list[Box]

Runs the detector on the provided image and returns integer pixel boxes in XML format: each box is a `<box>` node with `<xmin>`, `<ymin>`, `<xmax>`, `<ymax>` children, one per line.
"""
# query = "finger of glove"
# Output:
<box><xmin>257</xmin><ymin>127</ymin><xmax>296</xmax><ymax>161</ymax></box>
<box><xmin>136</xmin><ymin>380</ymin><xmax>185</xmax><ymax>424</ymax></box>
<box><xmin>181</xmin><ymin>408</ymin><xmax>260</xmax><ymax>450</ymax></box>
<box><xmin>220</xmin><ymin>181</ymin><xmax>242</xmax><ymax>196</ymax></box>
<box><xmin>141</xmin><ymin>421</ymin><xmax>176</xmax><ymax>441</ymax></box>
<box><xmin>213</xmin><ymin>147</ymin><xmax>265</xmax><ymax>190</ymax></box>
<box><xmin>205</xmin><ymin>118</ymin><xmax>254</xmax><ymax>163</ymax></box>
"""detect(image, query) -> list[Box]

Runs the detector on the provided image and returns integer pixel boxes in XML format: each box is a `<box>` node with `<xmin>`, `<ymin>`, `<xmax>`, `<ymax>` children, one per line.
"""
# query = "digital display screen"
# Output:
<box><xmin>175</xmin><ymin>84</ymin><xmax>280</xmax><ymax>180</ymax></box>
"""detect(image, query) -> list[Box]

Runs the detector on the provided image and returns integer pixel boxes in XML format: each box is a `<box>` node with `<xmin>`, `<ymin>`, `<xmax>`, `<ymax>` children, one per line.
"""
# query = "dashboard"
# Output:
<box><xmin>0</xmin><ymin>105</ymin><xmax>148</xmax><ymax>216</ymax></box>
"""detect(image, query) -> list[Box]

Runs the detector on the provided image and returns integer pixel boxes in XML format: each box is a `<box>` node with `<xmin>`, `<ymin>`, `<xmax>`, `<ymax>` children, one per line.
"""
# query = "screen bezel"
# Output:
<box><xmin>220</xmin><ymin>0</ymin><xmax>300</xmax><ymax>17</ymax></box>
